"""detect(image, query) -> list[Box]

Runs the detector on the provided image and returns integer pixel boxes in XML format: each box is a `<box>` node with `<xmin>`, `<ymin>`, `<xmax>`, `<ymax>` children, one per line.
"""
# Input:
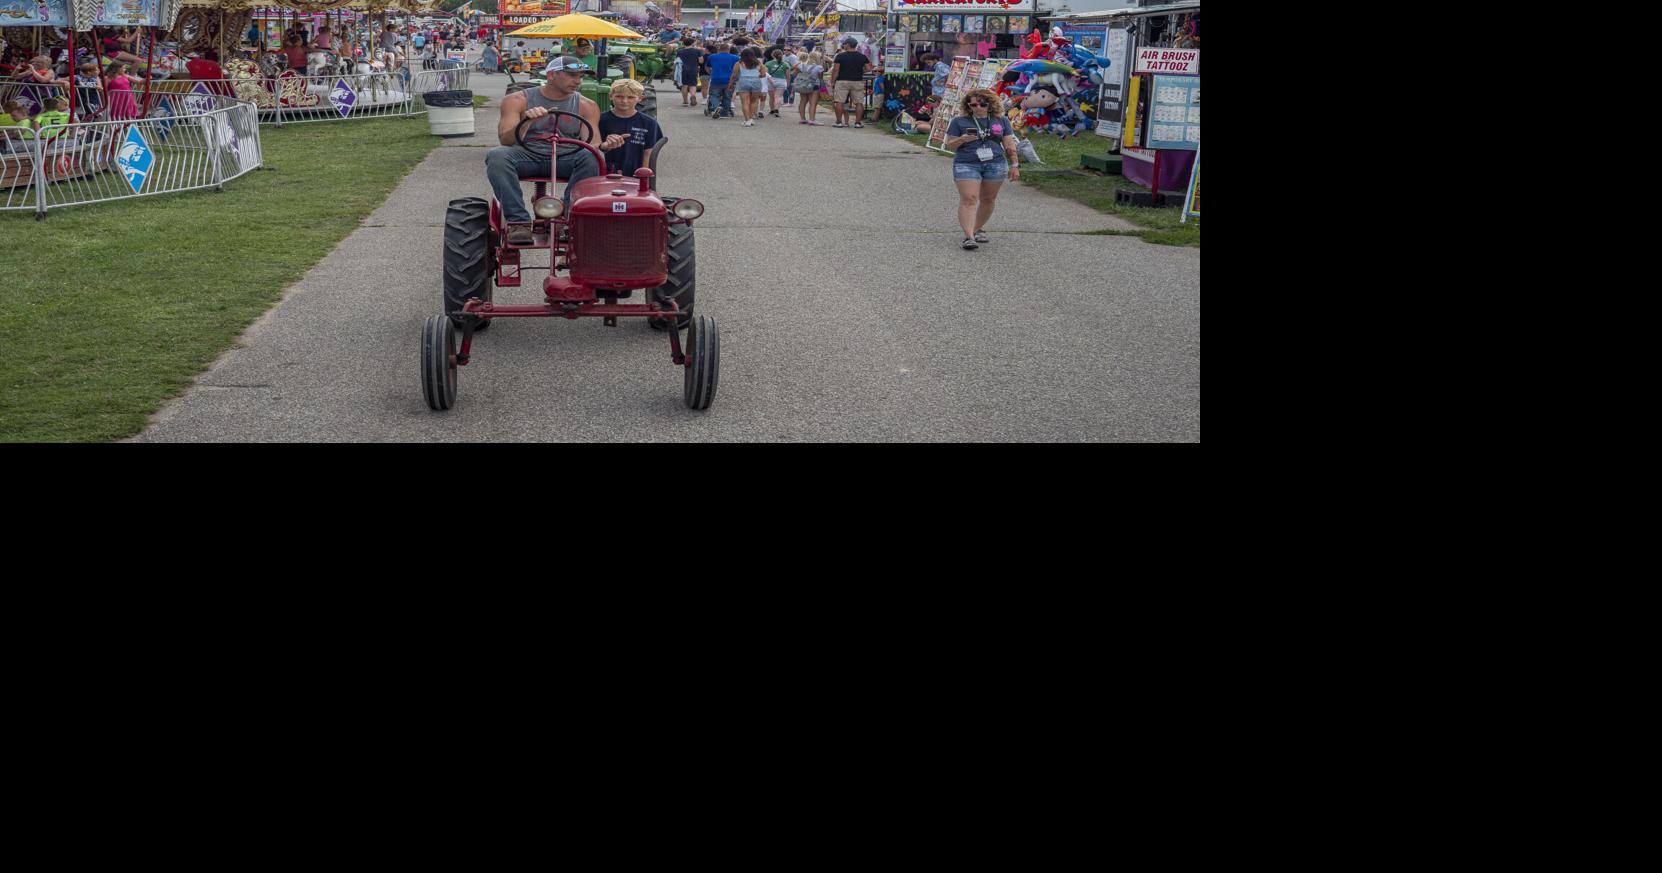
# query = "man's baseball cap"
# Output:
<box><xmin>545</xmin><ymin>55</ymin><xmax>589</xmax><ymax>75</ymax></box>
<box><xmin>842</xmin><ymin>37</ymin><xmax>858</xmax><ymax>46</ymax></box>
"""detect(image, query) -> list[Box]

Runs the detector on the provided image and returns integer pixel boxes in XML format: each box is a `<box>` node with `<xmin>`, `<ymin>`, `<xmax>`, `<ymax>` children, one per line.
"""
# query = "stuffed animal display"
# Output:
<box><xmin>1003</xmin><ymin>27</ymin><xmax>1109</xmax><ymax>140</ymax></box>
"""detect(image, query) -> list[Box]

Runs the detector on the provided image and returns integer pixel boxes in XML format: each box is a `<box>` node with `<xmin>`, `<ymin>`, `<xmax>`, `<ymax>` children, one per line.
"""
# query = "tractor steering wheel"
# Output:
<box><xmin>514</xmin><ymin>108</ymin><xmax>604</xmax><ymax>166</ymax></box>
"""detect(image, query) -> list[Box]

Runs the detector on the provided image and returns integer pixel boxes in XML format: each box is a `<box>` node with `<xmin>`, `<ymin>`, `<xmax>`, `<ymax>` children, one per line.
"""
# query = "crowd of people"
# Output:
<box><xmin>667</xmin><ymin>33</ymin><xmax>873</xmax><ymax>128</ymax></box>
<box><xmin>490</xmin><ymin>22</ymin><xmax>1019</xmax><ymax>252</ymax></box>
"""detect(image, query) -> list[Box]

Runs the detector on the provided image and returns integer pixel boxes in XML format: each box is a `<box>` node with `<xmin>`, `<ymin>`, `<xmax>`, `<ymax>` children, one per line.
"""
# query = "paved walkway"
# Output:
<box><xmin>136</xmin><ymin>64</ymin><xmax>1199</xmax><ymax>442</ymax></box>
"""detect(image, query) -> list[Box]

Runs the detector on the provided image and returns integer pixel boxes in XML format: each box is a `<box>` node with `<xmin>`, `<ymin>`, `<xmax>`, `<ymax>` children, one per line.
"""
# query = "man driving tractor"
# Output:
<box><xmin>486</xmin><ymin>56</ymin><xmax>604</xmax><ymax>245</ymax></box>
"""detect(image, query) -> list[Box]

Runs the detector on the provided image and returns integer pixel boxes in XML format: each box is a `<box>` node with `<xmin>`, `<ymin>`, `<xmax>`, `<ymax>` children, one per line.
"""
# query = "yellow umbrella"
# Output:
<box><xmin>504</xmin><ymin>13</ymin><xmax>643</xmax><ymax>40</ymax></box>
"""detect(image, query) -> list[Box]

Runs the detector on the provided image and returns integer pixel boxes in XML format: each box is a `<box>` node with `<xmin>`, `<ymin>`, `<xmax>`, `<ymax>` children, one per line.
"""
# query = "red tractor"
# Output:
<box><xmin>422</xmin><ymin>109</ymin><xmax>717</xmax><ymax>411</ymax></box>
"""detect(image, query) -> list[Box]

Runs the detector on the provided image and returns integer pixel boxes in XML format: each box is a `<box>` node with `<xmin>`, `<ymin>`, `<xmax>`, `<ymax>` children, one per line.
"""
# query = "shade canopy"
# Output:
<box><xmin>504</xmin><ymin>13</ymin><xmax>643</xmax><ymax>40</ymax></box>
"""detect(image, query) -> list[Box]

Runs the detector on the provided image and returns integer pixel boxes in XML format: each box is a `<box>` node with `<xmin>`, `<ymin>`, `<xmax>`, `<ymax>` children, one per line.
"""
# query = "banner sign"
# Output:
<box><xmin>1134</xmin><ymin>46</ymin><xmax>1199</xmax><ymax>75</ymax></box>
<box><xmin>893</xmin><ymin>0</ymin><xmax>1034</xmax><ymax>11</ymax></box>
<box><xmin>1057</xmin><ymin>25</ymin><xmax>1105</xmax><ymax>52</ymax></box>
<box><xmin>884</xmin><ymin>39</ymin><xmax>908</xmax><ymax>73</ymax></box>
<box><xmin>1095</xmin><ymin>25</ymin><xmax>1131</xmax><ymax>139</ymax></box>
<box><xmin>15</xmin><ymin>0</ymin><xmax>71</xmax><ymax>26</ymax></box>
<box><xmin>502</xmin><ymin>0</ymin><xmax>569</xmax><ymax>13</ymax></box>
<box><xmin>95</xmin><ymin>0</ymin><xmax>161</xmax><ymax>27</ymax></box>
<box><xmin>1146</xmin><ymin>75</ymin><xmax>1199</xmax><ymax>150</ymax></box>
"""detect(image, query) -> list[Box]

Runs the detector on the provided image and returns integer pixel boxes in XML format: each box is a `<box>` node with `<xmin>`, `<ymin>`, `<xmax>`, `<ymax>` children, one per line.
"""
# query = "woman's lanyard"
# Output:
<box><xmin>969</xmin><ymin>116</ymin><xmax>995</xmax><ymax>161</ymax></box>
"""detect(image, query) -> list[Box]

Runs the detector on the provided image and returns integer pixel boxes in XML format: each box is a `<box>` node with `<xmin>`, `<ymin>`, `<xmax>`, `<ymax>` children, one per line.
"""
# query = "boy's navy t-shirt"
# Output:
<box><xmin>707</xmin><ymin>51</ymin><xmax>739</xmax><ymax>83</ymax></box>
<box><xmin>599</xmin><ymin>110</ymin><xmax>663</xmax><ymax>175</ymax></box>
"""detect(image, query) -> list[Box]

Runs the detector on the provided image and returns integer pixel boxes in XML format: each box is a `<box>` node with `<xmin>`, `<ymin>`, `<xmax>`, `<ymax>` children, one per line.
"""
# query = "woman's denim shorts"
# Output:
<box><xmin>953</xmin><ymin>160</ymin><xmax>1009</xmax><ymax>182</ymax></box>
<box><xmin>735</xmin><ymin>78</ymin><xmax>767</xmax><ymax>93</ymax></box>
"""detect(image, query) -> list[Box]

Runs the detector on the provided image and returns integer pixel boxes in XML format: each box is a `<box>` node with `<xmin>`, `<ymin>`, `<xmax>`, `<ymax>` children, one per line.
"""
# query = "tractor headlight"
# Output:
<box><xmin>672</xmin><ymin>199</ymin><xmax>704</xmax><ymax>221</ymax></box>
<box><xmin>534</xmin><ymin>197</ymin><xmax>564</xmax><ymax>219</ymax></box>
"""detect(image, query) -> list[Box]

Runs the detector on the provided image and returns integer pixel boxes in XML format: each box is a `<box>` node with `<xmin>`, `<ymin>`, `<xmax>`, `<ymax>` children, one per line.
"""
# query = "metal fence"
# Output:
<box><xmin>131</xmin><ymin>67</ymin><xmax>471</xmax><ymax>127</ymax></box>
<box><xmin>2</xmin><ymin>95</ymin><xmax>261</xmax><ymax>217</ymax></box>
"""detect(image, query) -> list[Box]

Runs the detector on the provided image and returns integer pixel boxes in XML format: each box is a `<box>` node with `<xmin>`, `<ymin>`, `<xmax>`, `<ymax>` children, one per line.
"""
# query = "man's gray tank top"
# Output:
<box><xmin>522</xmin><ymin>88</ymin><xmax>585</xmax><ymax>155</ymax></box>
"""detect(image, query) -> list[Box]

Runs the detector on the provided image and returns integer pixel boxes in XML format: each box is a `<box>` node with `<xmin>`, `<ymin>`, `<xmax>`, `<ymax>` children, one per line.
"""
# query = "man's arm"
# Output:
<box><xmin>497</xmin><ymin>90</ymin><xmax>526</xmax><ymax>146</ymax></box>
<box><xmin>829</xmin><ymin>60</ymin><xmax>841</xmax><ymax>82</ymax></box>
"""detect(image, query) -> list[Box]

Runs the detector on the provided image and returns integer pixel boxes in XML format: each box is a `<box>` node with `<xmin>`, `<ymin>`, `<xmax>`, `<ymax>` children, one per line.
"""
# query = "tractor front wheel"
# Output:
<box><xmin>683</xmin><ymin>315</ymin><xmax>719</xmax><ymax>411</ymax></box>
<box><xmin>421</xmin><ymin>314</ymin><xmax>457</xmax><ymax>411</ymax></box>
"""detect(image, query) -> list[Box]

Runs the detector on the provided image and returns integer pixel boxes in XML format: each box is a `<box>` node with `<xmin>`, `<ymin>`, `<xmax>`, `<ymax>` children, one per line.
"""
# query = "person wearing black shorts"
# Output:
<box><xmin>675</xmin><ymin>37</ymin><xmax>703</xmax><ymax>107</ymax></box>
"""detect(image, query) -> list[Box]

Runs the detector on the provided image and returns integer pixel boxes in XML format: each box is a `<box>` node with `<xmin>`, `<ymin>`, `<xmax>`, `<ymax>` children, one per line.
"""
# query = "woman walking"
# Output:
<box><xmin>943</xmin><ymin>88</ymin><xmax>1020</xmax><ymax>250</ymax></box>
<box><xmin>793</xmin><ymin>50</ymin><xmax>825</xmax><ymax>124</ymax></box>
<box><xmin>732</xmin><ymin>47</ymin><xmax>767</xmax><ymax>126</ymax></box>
<box><xmin>764</xmin><ymin>48</ymin><xmax>789</xmax><ymax>118</ymax></box>
<box><xmin>781</xmin><ymin>46</ymin><xmax>799</xmax><ymax>105</ymax></box>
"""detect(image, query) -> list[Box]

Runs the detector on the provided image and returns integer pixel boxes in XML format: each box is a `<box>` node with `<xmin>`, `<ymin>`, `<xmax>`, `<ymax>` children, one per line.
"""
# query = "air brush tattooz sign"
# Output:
<box><xmin>1134</xmin><ymin>46</ymin><xmax>1199</xmax><ymax>75</ymax></box>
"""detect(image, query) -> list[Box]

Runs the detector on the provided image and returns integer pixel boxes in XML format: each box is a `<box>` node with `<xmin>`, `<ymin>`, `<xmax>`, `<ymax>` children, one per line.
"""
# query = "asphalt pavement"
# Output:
<box><xmin>136</xmin><ymin>60</ymin><xmax>1199</xmax><ymax>442</ymax></box>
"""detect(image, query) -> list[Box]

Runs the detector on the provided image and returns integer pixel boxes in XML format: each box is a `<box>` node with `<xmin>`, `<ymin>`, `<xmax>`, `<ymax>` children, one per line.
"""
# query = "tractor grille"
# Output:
<box><xmin>570</xmin><ymin>213</ymin><xmax>667</xmax><ymax>286</ymax></box>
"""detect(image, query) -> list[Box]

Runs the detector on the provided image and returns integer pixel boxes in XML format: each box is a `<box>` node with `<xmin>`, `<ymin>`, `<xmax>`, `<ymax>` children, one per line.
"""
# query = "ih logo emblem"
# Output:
<box><xmin>613</xmin><ymin>202</ymin><xmax>627</xmax><ymax>213</ymax></box>
<box><xmin>116</xmin><ymin>126</ymin><xmax>153</xmax><ymax>194</ymax></box>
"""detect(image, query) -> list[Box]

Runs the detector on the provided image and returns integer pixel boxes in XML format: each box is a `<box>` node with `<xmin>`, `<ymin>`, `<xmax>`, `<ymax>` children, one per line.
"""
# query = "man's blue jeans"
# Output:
<box><xmin>485</xmin><ymin>144</ymin><xmax>601</xmax><ymax>221</ymax></box>
<box><xmin>707</xmin><ymin>81</ymin><xmax>732</xmax><ymax>116</ymax></box>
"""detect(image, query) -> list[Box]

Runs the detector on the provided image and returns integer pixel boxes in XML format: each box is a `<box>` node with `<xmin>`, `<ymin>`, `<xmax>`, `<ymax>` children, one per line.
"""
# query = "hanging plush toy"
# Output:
<box><xmin>1021</xmin><ymin>83</ymin><xmax>1059</xmax><ymax>130</ymax></box>
<box><xmin>1020</xmin><ymin>29</ymin><xmax>1048</xmax><ymax>61</ymax></box>
<box><xmin>996</xmin><ymin>68</ymin><xmax>1020</xmax><ymax>100</ymax></box>
<box><xmin>1046</xmin><ymin>94</ymin><xmax>1091</xmax><ymax>138</ymax></box>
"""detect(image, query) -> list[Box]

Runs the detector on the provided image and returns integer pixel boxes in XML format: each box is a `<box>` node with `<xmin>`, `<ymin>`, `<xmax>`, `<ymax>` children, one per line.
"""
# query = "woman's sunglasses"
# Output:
<box><xmin>968</xmin><ymin>101</ymin><xmax>988</xmax><ymax>107</ymax></box>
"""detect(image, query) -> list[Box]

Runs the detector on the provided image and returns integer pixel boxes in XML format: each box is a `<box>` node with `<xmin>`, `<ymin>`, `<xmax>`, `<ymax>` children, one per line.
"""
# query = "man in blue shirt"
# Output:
<box><xmin>705</xmin><ymin>42</ymin><xmax>738</xmax><ymax>119</ymax></box>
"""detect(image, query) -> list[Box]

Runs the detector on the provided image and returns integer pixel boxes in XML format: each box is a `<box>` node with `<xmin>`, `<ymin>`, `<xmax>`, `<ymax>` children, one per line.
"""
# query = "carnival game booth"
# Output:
<box><xmin>484</xmin><ymin>0</ymin><xmax>569</xmax><ymax>72</ymax></box>
<box><xmin>888</xmin><ymin>0</ymin><xmax>1033</xmax><ymax>65</ymax></box>
<box><xmin>1045</xmin><ymin>2</ymin><xmax>1199</xmax><ymax>199</ymax></box>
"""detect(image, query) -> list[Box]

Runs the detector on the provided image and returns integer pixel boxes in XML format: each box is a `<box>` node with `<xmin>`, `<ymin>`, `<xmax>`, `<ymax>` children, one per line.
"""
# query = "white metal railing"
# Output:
<box><xmin>139</xmin><ymin>66</ymin><xmax>469</xmax><ymax>126</ymax></box>
<box><xmin>2</xmin><ymin>95</ymin><xmax>262</xmax><ymax>217</ymax></box>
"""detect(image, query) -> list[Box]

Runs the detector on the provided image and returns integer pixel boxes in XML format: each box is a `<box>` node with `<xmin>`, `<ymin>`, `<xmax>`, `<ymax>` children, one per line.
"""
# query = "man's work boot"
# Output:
<box><xmin>507</xmin><ymin>225</ymin><xmax>533</xmax><ymax>246</ymax></box>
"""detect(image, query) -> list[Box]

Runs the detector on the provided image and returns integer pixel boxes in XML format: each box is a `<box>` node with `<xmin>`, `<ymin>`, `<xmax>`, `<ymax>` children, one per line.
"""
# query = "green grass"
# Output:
<box><xmin>882</xmin><ymin>122</ymin><xmax>1199</xmax><ymax>248</ymax></box>
<box><xmin>1</xmin><ymin>117</ymin><xmax>441</xmax><ymax>442</ymax></box>
<box><xmin>474</xmin><ymin>95</ymin><xmax>490</xmax><ymax>108</ymax></box>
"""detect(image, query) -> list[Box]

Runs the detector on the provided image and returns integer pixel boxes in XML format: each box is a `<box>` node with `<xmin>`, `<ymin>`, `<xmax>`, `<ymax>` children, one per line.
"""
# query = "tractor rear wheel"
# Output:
<box><xmin>444</xmin><ymin>197</ymin><xmax>494</xmax><ymax>332</ymax></box>
<box><xmin>648</xmin><ymin>218</ymin><xmax>694</xmax><ymax>331</ymax></box>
